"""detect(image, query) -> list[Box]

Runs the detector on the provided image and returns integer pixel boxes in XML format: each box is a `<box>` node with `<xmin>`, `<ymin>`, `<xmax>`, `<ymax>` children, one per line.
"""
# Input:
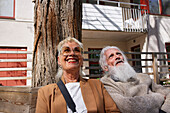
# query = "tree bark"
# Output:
<box><xmin>32</xmin><ymin>0</ymin><xmax>82</xmax><ymax>87</ymax></box>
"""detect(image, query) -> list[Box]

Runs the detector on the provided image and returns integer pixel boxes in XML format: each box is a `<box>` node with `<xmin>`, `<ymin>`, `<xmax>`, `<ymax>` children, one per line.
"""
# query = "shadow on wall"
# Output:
<box><xmin>82</xmin><ymin>4</ymin><xmax>122</xmax><ymax>31</ymax></box>
<box><xmin>145</xmin><ymin>16</ymin><xmax>167</xmax><ymax>77</ymax></box>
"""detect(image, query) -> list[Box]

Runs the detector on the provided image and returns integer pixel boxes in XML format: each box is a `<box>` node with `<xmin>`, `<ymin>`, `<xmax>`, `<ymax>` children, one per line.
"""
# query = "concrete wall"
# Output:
<box><xmin>145</xmin><ymin>15</ymin><xmax>170</xmax><ymax>52</ymax></box>
<box><xmin>0</xmin><ymin>20</ymin><xmax>34</xmax><ymax>50</ymax></box>
<box><xmin>126</xmin><ymin>15</ymin><xmax>170</xmax><ymax>78</ymax></box>
<box><xmin>15</xmin><ymin>0</ymin><xmax>34</xmax><ymax>21</ymax></box>
<box><xmin>0</xmin><ymin>0</ymin><xmax>34</xmax><ymax>49</ymax></box>
<box><xmin>0</xmin><ymin>0</ymin><xmax>34</xmax><ymax>86</ymax></box>
<box><xmin>83</xmin><ymin>39</ymin><xmax>127</xmax><ymax>51</ymax></box>
<box><xmin>82</xmin><ymin>3</ymin><xmax>123</xmax><ymax>31</ymax></box>
<box><xmin>145</xmin><ymin>15</ymin><xmax>170</xmax><ymax>78</ymax></box>
<box><xmin>126</xmin><ymin>15</ymin><xmax>170</xmax><ymax>53</ymax></box>
<box><xmin>1</xmin><ymin>1</ymin><xmax>170</xmax><ymax>81</ymax></box>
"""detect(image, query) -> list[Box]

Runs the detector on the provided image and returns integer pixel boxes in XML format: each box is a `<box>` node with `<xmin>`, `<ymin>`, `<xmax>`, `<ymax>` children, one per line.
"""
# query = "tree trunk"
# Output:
<box><xmin>32</xmin><ymin>0</ymin><xmax>82</xmax><ymax>87</ymax></box>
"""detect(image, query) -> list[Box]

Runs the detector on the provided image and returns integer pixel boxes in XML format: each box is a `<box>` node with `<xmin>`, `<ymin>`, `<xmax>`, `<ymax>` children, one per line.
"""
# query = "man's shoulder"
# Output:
<box><xmin>136</xmin><ymin>73</ymin><xmax>151</xmax><ymax>80</ymax></box>
<box><xmin>136</xmin><ymin>73</ymin><xmax>149</xmax><ymax>77</ymax></box>
<box><xmin>100</xmin><ymin>75</ymin><xmax>114</xmax><ymax>83</ymax></box>
<box><xmin>136</xmin><ymin>73</ymin><xmax>152</xmax><ymax>84</ymax></box>
<box><xmin>100</xmin><ymin>76</ymin><xmax>121</xmax><ymax>89</ymax></box>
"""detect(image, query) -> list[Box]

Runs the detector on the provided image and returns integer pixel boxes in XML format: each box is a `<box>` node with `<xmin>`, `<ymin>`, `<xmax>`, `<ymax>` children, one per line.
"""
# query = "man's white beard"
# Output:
<box><xmin>108</xmin><ymin>62</ymin><xmax>137</xmax><ymax>82</ymax></box>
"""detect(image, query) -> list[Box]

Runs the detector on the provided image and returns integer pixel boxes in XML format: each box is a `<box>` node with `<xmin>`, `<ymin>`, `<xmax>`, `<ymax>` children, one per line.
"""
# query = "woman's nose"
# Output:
<box><xmin>69</xmin><ymin>49</ymin><xmax>75</xmax><ymax>55</ymax></box>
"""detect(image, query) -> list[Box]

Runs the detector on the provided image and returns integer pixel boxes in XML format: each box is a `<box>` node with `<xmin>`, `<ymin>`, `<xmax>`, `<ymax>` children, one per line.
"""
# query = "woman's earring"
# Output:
<box><xmin>59</xmin><ymin>65</ymin><xmax>62</xmax><ymax>69</ymax></box>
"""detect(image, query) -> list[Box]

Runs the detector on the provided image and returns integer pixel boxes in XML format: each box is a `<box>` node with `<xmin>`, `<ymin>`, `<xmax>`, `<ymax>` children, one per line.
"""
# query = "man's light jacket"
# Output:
<box><xmin>101</xmin><ymin>73</ymin><xmax>170</xmax><ymax>113</ymax></box>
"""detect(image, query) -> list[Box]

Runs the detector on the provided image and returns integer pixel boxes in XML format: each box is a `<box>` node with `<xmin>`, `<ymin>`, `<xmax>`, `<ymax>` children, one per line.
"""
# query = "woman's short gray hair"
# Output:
<box><xmin>99</xmin><ymin>46</ymin><xmax>127</xmax><ymax>70</ymax></box>
<box><xmin>57</xmin><ymin>37</ymin><xmax>83</xmax><ymax>56</ymax></box>
<box><xmin>56</xmin><ymin>37</ymin><xmax>84</xmax><ymax>82</ymax></box>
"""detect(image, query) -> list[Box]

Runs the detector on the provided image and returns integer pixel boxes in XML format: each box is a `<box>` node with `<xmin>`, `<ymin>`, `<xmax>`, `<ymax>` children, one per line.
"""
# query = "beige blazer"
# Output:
<box><xmin>35</xmin><ymin>76</ymin><xmax>120</xmax><ymax>113</ymax></box>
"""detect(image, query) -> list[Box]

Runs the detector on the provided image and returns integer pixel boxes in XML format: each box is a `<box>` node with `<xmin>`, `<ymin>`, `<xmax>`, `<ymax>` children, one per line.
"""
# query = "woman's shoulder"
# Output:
<box><xmin>87</xmin><ymin>78</ymin><xmax>103</xmax><ymax>86</ymax></box>
<box><xmin>87</xmin><ymin>78</ymin><xmax>100</xmax><ymax>82</ymax></box>
<box><xmin>38</xmin><ymin>83</ymin><xmax>57</xmax><ymax>94</ymax></box>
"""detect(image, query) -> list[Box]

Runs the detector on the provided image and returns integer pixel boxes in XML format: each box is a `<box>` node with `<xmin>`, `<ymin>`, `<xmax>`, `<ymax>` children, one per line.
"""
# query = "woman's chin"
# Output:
<box><xmin>64</xmin><ymin>65</ymin><xmax>80</xmax><ymax>71</ymax></box>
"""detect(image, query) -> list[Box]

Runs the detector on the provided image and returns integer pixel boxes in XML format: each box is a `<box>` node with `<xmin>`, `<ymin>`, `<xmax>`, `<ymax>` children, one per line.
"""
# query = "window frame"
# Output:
<box><xmin>147</xmin><ymin>0</ymin><xmax>170</xmax><ymax>16</ymax></box>
<box><xmin>0</xmin><ymin>0</ymin><xmax>15</xmax><ymax>19</ymax></box>
<box><xmin>0</xmin><ymin>46</ymin><xmax>27</xmax><ymax>86</ymax></box>
<box><xmin>88</xmin><ymin>48</ymin><xmax>102</xmax><ymax>77</ymax></box>
<box><xmin>131</xmin><ymin>45</ymin><xmax>142</xmax><ymax>73</ymax></box>
<box><xmin>165</xmin><ymin>43</ymin><xmax>170</xmax><ymax>74</ymax></box>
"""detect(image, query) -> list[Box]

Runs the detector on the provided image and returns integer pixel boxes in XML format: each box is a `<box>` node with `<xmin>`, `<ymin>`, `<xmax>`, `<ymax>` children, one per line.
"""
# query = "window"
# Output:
<box><xmin>130</xmin><ymin>0</ymin><xmax>170</xmax><ymax>16</ymax></box>
<box><xmin>131</xmin><ymin>45</ymin><xmax>142</xmax><ymax>73</ymax></box>
<box><xmin>88</xmin><ymin>48</ymin><xmax>102</xmax><ymax>78</ymax></box>
<box><xmin>148</xmin><ymin>0</ymin><xmax>170</xmax><ymax>15</ymax></box>
<box><xmin>0</xmin><ymin>47</ymin><xmax>27</xmax><ymax>86</ymax></box>
<box><xmin>165</xmin><ymin>43</ymin><xmax>170</xmax><ymax>71</ymax></box>
<box><xmin>149</xmin><ymin>0</ymin><xmax>160</xmax><ymax>14</ymax></box>
<box><xmin>0</xmin><ymin>0</ymin><xmax>15</xmax><ymax>19</ymax></box>
<box><xmin>161</xmin><ymin>0</ymin><xmax>170</xmax><ymax>15</ymax></box>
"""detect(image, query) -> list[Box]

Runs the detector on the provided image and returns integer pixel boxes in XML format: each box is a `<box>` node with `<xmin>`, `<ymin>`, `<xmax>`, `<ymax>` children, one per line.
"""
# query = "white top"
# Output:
<box><xmin>65</xmin><ymin>82</ymin><xmax>87</xmax><ymax>113</ymax></box>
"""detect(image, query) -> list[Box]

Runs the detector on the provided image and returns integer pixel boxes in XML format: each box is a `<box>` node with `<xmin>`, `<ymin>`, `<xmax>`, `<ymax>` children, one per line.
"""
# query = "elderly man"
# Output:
<box><xmin>99</xmin><ymin>46</ymin><xmax>170</xmax><ymax>113</ymax></box>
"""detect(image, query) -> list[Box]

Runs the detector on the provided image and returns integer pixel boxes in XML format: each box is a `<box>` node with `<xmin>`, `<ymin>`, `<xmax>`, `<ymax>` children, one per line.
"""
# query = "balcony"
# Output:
<box><xmin>0</xmin><ymin>50</ymin><xmax>170</xmax><ymax>113</ymax></box>
<box><xmin>0</xmin><ymin>50</ymin><xmax>170</xmax><ymax>86</ymax></box>
<box><xmin>82</xmin><ymin>0</ymin><xmax>148</xmax><ymax>33</ymax></box>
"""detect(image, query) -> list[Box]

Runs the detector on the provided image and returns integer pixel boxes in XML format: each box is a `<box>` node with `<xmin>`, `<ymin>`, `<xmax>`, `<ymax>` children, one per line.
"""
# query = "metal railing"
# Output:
<box><xmin>0</xmin><ymin>51</ymin><xmax>32</xmax><ymax>81</ymax></box>
<box><xmin>125</xmin><ymin>52</ymin><xmax>170</xmax><ymax>84</ymax></box>
<box><xmin>122</xmin><ymin>8</ymin><xmax>147</xmax><ymax>32</ymax></box>
<box><xmin>83</xmin><ymin>0</ymin><xmax>147</xmax><ymax>8</ymax></box>
<box><xmin>83</xmin><ymin>51</ymin><xmax>170</xmax><ymax>84</ymax></box>
<box><xmin>1</xmin><ymin>50</ymin><xmax>169</xmax><ymax>85</ymax></box>
<box><xmin>83</xmin><ymin>0</ymin><xmax>148</xmax><ymax>32</ymax></box>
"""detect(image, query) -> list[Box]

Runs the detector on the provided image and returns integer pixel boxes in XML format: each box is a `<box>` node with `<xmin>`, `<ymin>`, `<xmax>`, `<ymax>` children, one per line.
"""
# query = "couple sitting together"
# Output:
<box><xmin>36</xmin><ymin>37</ymin><xmax>170</xmax><ymax>113</ymax></box>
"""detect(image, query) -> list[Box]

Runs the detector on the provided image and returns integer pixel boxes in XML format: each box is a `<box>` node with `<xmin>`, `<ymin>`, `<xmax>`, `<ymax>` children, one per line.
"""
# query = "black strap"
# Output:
<box><xmin>159</xmin><ymin>109</ymin><xmax>167</xmax><ymax>113</ymax></box>
<box><xmin>57</xmin><ymin>79</ymin><xmax>76</xmax><ymax>112</ymax></box>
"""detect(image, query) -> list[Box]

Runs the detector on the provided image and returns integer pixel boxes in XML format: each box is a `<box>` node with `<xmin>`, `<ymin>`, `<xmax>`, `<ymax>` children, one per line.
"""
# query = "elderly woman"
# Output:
<box><xmin>35</xmin><ymin>37</ymin><xmax>120</xmax><ymax>113</ymax></box>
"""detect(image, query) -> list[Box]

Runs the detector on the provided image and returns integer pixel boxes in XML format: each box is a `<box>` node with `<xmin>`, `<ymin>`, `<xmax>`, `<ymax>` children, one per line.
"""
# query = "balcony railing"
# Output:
<box><xmin>0</xmin><ymin>51</ymin><xmax>32</xmax><ymax>86</ymax></box>
<box><xmin>82</xmin><ymin>0</ymin><xmax>148</xmax><ymax>32</ymax></box>
<box><xmin>83</xmin><ymin>51</ymin><xmax>170</xmax><ymax>85</ymax></box>
<box><xmin>0</xmin><ymin>50</ymin><xmax>169</xmax><ymax>86</ymax></box>
<box><xmin>122</xmin><ymin>8</ymin><xmax>147</xmax><ymax>32</ymax></box>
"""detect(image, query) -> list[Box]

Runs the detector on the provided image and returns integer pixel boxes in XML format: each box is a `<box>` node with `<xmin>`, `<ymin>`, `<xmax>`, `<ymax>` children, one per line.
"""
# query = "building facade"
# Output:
<box><xmin>0</xmin><ymin>0</ymin><xmax>170</xmax><ymax>86</ymax></box>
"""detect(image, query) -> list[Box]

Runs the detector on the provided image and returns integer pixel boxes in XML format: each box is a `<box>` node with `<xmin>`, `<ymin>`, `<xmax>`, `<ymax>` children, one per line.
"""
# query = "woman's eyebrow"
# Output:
<box><xmin>74</xmin><ymin>46</ymin><xmax>81</xmax><ymax>48</ymax></box>
<box><xmin>62</xmin><ymin>46</ymin><xmax>70</xmax><ymax>48</ymax></box>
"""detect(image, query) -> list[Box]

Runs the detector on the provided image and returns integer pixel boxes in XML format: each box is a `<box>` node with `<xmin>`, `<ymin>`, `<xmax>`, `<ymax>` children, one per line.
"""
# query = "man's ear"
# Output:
<box><xmin>103</xmin><ymin>66</ymin><xmax>109</xmax><ymax>72</ymax></box>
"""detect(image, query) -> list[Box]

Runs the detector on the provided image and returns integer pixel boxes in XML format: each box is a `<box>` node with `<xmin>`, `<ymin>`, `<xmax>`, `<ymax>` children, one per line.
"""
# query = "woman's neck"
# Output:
<box><xmin>63</xmin><ymin>71</ymin><xmax>79</xmax><ymax>83</ymax></box>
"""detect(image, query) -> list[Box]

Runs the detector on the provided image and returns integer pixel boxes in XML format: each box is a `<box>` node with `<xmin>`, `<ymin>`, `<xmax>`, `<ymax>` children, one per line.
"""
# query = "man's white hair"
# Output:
<box><xmin>99</xmin><ymin>46</ymin><xmax>136</xmax><ymax>82</ymax></box>
<box><xmin>99</xmin><ymin>46</ymin><xmax>127</xmax><ymax>70</ymax></box>
<box><xmin>56</xmin><ymin>37</ymin><xmax>84</xmax><ymax>82</ymax></box>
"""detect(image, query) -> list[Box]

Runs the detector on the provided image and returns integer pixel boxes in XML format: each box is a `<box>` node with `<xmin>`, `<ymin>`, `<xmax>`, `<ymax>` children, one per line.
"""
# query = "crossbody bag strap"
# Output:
<box><xmin>57</xmin><ymin>79</ymin><xmax>76</xmax><ymax>112</ymax></box>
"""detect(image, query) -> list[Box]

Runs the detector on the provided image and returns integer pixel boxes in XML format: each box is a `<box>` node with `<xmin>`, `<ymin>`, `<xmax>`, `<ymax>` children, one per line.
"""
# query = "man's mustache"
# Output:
<box><xmin>114</xmin><ymin>59</ymin><xmax>124</xmax><ymax>66</ymax></box>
